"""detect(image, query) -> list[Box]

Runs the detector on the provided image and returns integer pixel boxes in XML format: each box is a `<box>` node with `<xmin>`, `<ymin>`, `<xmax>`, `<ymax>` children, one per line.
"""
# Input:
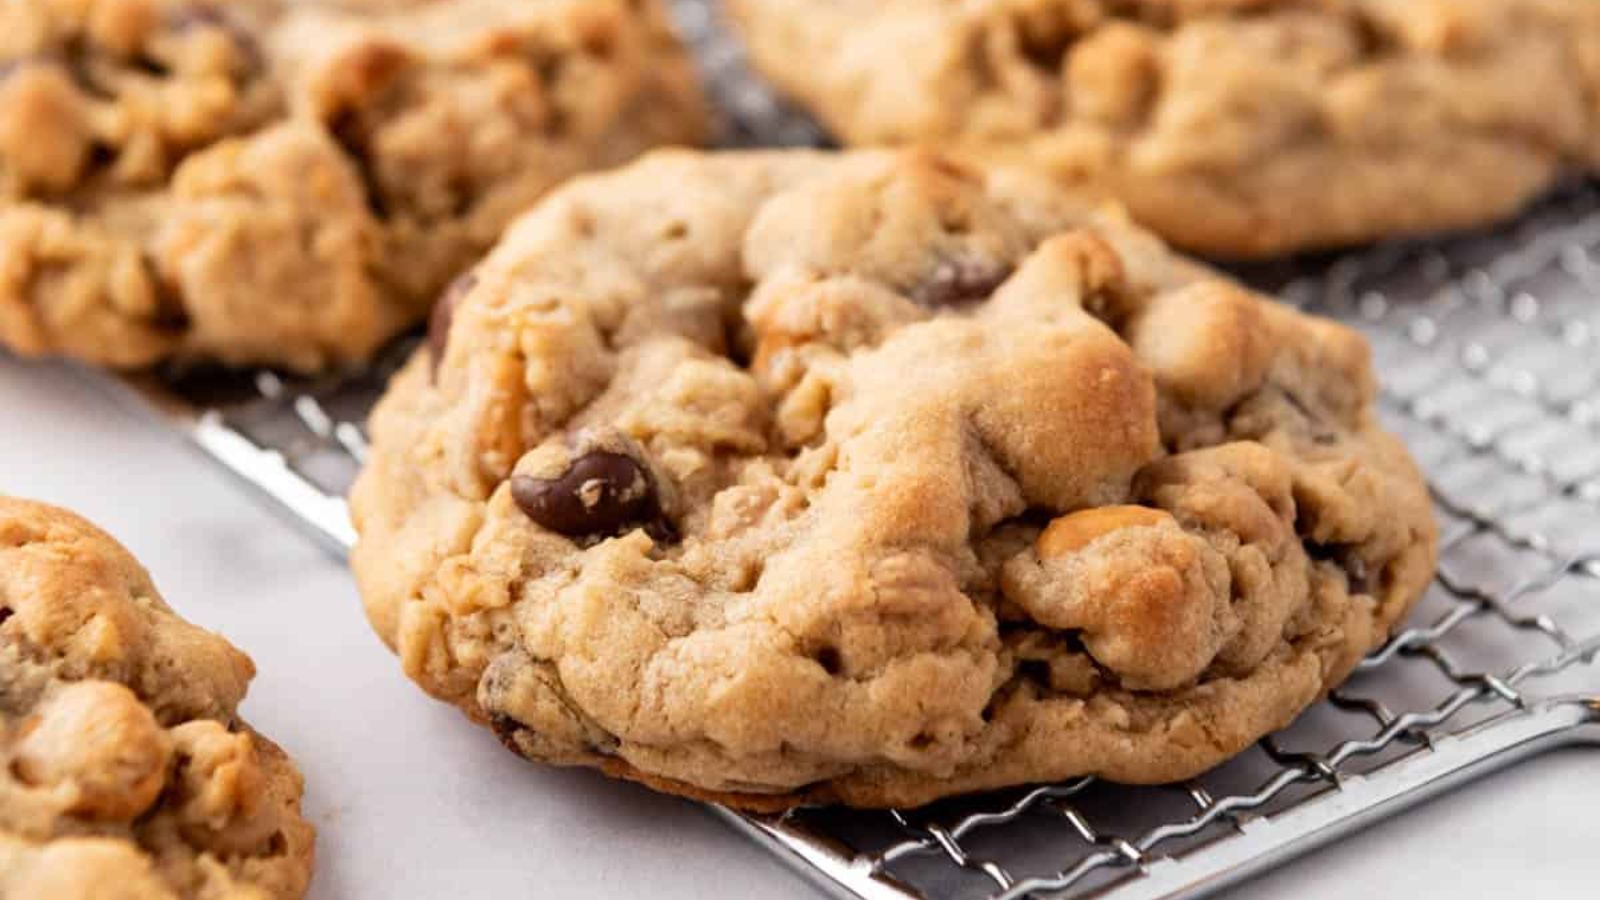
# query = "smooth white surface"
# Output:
<box><xmin>2</xmin><ymin>356</ymin><xmax>1595</xmax><ymax>899</ymax></box>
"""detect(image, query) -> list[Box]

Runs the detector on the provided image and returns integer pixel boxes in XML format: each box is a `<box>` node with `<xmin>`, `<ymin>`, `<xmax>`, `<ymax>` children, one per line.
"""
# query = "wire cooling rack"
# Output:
<box><xmin>90</xmin><ymin>2</ymin><xmax>1598</xmax><ymax>897</ymax></box>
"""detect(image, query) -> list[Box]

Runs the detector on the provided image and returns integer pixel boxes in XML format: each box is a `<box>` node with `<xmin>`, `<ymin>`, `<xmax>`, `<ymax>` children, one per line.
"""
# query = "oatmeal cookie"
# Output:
<box><xmin>0</xmin><ymin>497</ymin><xmax>314</xmax><ymax>898</ymax></box>
<box><xmin>726</xmin><ymin>0</ymin><xmax>1600</xmax><ymax>257</ymax></box>
<box><xmin>350</xmin><ymin>149</ymin><xmax>1438</xmax><ymax>808</ymax></box>
<box><xmin>0</xmin><ymin>0</ymin><xmax>707</xmax><ymax>370</ymax></box>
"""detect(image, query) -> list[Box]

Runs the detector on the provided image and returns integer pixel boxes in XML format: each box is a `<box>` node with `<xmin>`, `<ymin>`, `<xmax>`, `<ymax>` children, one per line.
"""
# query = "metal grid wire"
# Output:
<box><xmin>92</xmin><ymin>2</ymin><xmax>1598</xmax><ymax>898</ymax></box>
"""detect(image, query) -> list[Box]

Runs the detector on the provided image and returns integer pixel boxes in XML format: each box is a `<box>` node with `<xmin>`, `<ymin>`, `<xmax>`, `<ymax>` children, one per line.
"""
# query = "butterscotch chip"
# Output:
<box><xmin>0</xmin><ymin>0</ymin><xmax>708</xmax><ymax>371</ymax></box>
<box><xmin>11</xmin><ymin>682</ymin><xmax>174</xmax><ymax>822</ymax></box>
<box><xmin>725</xmin><ymin>0</ymin><xmax>1600</xmax><ymax>257</ymax></box>
<box><xmin>350</xmin><ymin>149</ymin><xmax>1438</xmax><ymax>809</ymax></box>
<box><xmin>1036</xmin><ymin>506</ymin><xmax>1174</xmax><ymax>559</ymax></box>
<box><xmin>0</xmin><ymin>498</ymin><xmax>314</xmax><ymax>898</ymax></box>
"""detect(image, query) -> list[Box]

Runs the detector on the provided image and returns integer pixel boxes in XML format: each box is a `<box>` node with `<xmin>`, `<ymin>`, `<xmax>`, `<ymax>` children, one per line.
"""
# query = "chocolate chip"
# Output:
<box><xmin>909</xmin><ymin>258</ymin><xmax>1013</xmax><ymax>308</ymax></box>
<box><xmin>0</xmin><ymin>606</ymin><xmax>12</xmax><ymax>626</ymax></box>
<box><xmin>428</xmin><ymin>271</ymin><xmax>476</xmax><ymax>378</ymax></box>
<box><xmin>511</xmin><ymin>451</ymin><xmax>672</xmax><ymax>542</ymax></box>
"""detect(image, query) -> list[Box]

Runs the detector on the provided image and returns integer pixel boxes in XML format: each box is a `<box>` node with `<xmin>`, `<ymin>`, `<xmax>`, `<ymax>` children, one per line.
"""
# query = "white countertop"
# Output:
<box><xmin>3</xmin><ymin>356</ymin><xmax>1594</xmax><ymax>899</ymax></box>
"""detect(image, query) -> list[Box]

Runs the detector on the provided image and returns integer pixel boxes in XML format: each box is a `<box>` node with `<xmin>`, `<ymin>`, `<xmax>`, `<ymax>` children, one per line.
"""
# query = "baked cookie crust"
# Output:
<box><xmin>727</xmin><ymin>0</ymin><xmax>1600</xmax><ymax>258</ymax></box>
<box><xmin>350</xmin><ymin>148</ymin><xmax>1438</xmax><ymax>809</ymax></box>
<box><xmin>0</xmin><ymin>0</ymin><xmax>708</xmax><ymax>371</ymax></box>
<box><xmin>0</xmin><ymin>497</ymin><xmax>315</xmax><ymax>898</ymax></box>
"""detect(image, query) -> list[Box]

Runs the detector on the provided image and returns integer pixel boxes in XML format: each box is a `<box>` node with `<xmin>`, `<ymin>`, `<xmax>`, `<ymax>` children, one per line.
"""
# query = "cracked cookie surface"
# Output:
<box><xmin>350</xmin><ymin>149</ymin><xmax>1438</xmax><ymax>809</ymax></box>
<box><xmin>0</xmin><ymin>497</ymin><xmax>314</xmax><ymax>898</ymax></box>
<box><xmin>0</xmin><ymin>0</ymin><xmax>707</xmax><ymax>371</ymax></box>
<box><xmin>727</xmin><ymin>0</ymin><xmax>1600</xmax><ymax>258</ymax></box>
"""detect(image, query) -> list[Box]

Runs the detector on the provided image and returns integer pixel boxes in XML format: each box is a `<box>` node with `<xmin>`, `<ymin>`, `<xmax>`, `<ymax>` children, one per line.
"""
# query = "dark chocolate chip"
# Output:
<box><xmin>427</xmin><ymin>271</ymin><xmax>476</xmax><ymax>377</ymax></box>
<box><xmin>0</xmin><ymin>606</ymin><xmax>12</xmax><ymax>627</ymax></box>
<box><xmin>909</xmin><ymin>258</ymin><xmax>1013</xmax><ymax>308</ymax></box>
<box><xmin>511</xmin><ymin>450</ymin><xmax>672</xmax><ymax>542</ymax></box>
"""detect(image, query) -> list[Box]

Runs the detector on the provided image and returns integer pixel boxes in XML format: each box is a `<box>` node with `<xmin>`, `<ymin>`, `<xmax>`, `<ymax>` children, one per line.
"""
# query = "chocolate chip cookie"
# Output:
<box><xmin>0</xmin><ymin>497</ymin><xmax>314</xmax><ymax>897</ymax></box>
<box><xmin>726</xmin><ymin>0</ymin><xmax>1600</xmax><ymax>258</ymax></box>
<box><xmin>349</xmin><ymin>149</ymin><xmax>1438</xmax><ymax>809</ymax></box>
<box><xmin>0</xmin><ymin>0</ymin><xmax>707</xmax><ymax>371</ymax></box>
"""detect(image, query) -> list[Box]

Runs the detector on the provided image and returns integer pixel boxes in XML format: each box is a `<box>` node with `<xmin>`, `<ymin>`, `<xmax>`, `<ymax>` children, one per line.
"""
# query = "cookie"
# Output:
<box><xmin>725</xmin><ymin>0</ymin><xmax>1600</xmax><ymax>258</ymax></box>
<box><xmin>0</xmin><ymin>0</ymin><xmax>707</xmax><ymax>371</ymax></box>
<box><xmin>0</xmin><ymin>498</ymin><xmax>314</xmax><ymax>898</ymax></box>
<box><xmin>349</xmin><ymin>149</ymin><xmax>1438</xmax><ymax>809</ymax></box>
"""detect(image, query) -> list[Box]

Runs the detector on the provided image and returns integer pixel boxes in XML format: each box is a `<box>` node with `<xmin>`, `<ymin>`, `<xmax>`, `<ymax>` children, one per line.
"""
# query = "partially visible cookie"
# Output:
<box><xmin>726</xmin><ymin>0</ymin><xmax>1600</xmax><ymax>257</ymax></box>
<box><xmin>350</xmin><ymin>148</ymin><xmax>1438</xmax><ymax>809</ymax></box>
<box><xmin>0</xmin><ymin>497</ymin><xmax>314</xmax><ymax>898</ymax></box>
<box><xmin>0</xmin><ymin>0</ymin><xmax>708</xmax><ymax>371</ymax></box>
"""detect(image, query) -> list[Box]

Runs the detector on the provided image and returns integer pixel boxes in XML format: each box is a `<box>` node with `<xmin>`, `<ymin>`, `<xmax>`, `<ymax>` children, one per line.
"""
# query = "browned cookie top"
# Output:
<box><xmin>0</xmin><ymin>497</ymin><xmax>314</xmax><ymax>898</ymax></box>
<box><xmin>727</xmin><ymin>0</ymin><xmax>1600</xmax><ymax>257</ymax></box>
<box><xmin>0</xmin><ymin>0</ymin><xmax>707</xmax><ymax>370</ymax></box>
<box><xmin>350</xmin><ymin>149</ymin><xmax>1438</xmax><ymax>808</ymax></box>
